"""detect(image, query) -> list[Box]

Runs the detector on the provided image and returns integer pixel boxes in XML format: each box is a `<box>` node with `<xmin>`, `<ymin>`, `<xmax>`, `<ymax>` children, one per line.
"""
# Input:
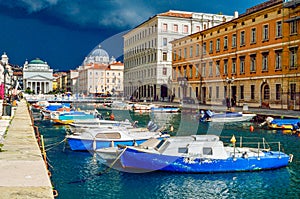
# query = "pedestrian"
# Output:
<box><xmin>226</xmin><ymin>96</ymin><xmax>230</xmax><ymax>109</ymax></box>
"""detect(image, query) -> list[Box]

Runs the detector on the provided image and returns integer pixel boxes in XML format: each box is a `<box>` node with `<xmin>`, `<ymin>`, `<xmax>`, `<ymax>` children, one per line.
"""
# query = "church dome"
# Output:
<box><xmin>29</xmin><ymin>58</ymin><xmax>46</xmax><ymax>65</ymax></box>
<box><xmin>84</xmin><ymin>45</ymin><xmax>110</xmax><ymax>65</ymax></box>
<box><xmin>89</xmin><ymin>45</ymin><xmax>109</xmax><ymax>58</ymax></box>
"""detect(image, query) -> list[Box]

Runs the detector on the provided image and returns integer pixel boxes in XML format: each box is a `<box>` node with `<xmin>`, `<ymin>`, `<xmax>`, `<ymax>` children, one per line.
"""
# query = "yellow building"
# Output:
<box><xmin>171</xmin><ymin>0</ymin><xmax>299</xmax><ymax>109</ymax></box>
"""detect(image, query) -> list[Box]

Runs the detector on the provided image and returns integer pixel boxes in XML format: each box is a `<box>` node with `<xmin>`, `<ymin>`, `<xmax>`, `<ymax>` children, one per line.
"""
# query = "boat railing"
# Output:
<box><xmin>221</xmin><ymin>136</ymin><xmax>284</xmax><ymax>159</ymax></box>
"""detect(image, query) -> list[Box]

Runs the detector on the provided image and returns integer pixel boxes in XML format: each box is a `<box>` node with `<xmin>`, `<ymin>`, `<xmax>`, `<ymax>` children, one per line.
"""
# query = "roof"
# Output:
<box><xmin>158</xmin><ymin>11</ymin><xmax>192</xmax><ymax>18</ymax></box>
<box><xmin>29</xmin><ymin>58</ymin><xmax>46</xmax><ymax>65</ymax></box>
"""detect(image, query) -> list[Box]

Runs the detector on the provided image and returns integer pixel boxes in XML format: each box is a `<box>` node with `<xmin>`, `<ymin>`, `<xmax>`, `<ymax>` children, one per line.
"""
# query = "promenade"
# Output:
<box><xmin>0</xmin><ymin>100</ymin><xmax>54</xmax><ymax>199</ymax></box>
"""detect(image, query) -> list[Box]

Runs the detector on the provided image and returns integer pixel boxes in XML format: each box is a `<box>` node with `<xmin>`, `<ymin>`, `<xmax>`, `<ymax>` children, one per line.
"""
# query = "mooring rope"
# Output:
<box><xmin>45</xmin><ymin>138</ymin><xmax>67</xmax><ymax>151</ymax></box>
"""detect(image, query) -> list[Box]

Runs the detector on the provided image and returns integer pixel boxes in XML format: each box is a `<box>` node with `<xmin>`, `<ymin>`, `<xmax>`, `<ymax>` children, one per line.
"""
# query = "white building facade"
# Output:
<box><xmin>0</xmin><ymin>52</ymin><xmax>14</xmax><ymax>99</ymax></box>
<box><xmin>23</xmin><ymin>58</ymin><xmax>53</xmax><ymax>94</ymax></box>
<box><xmin>123</xmin><ymin>10</ymin><xmax>235</xmax><ymax>101</ymax></box>
<box><xmin>77</xmin><ymin>46</ymin><xmax>124</xmax><ymax>96</ymax></box>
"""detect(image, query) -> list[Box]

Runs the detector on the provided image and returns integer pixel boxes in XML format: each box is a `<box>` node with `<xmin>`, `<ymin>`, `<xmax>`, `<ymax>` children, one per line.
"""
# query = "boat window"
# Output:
<box><xmin>203</xmin><ymin>147</ymin><xmax>213</xmax><ymax>155</ymax></box>
<box><xmin>156</xmin><ymin>139</ymin><xmax>166</xmax><ymax>149</ymax></box>
<box><xmin>95</xmin><ymin>133</ymin><xmax>121</xmax><ymax>139</ymax></box>
<box><xmin>178</xmin><ymin>147</ymin><xmax>188</xmax><ymax>153</ymax></box>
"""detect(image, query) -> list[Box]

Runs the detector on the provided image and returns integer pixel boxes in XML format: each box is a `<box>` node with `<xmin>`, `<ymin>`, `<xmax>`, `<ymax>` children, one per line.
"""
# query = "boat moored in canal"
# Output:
<box><xmin>66</xmin><ymin>126</ymin><xmax>170</xmax><ymax>151</ymax></box>
<box><xmin>118</xmin><ymin>135</ymin><xmax>293</xmax><ymax>173</ymax></box>
<box><xmin>199</xmin><ymin>110</ymin><xmax>256</xmax><ymax>123</ymax></box>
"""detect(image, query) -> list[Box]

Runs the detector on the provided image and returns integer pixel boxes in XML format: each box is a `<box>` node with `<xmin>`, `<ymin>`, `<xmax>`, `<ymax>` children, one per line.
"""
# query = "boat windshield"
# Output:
<box><xmin>95</xmin><ymin>133</ymin><xmax>121</xmax><ymax>139</ymax></box>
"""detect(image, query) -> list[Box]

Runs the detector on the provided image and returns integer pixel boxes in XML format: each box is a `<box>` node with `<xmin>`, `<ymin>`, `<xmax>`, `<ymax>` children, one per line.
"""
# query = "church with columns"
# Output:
<box><xmin>23</xmin><ymin>58</ymin><xmax>53</xmax><ymax>94</ymax></box>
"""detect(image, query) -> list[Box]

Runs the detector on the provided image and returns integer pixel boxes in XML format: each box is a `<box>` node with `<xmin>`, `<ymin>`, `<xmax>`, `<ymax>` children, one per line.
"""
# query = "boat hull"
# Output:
<box><xmin>120</xmin><ymin>148</ymin><xmax>290</xmax><ymax>173</ymax></box>
<box><xmin>67</xmin><ymin>137</ymin><xmax>162</xmax><ymax>151</ymax></box>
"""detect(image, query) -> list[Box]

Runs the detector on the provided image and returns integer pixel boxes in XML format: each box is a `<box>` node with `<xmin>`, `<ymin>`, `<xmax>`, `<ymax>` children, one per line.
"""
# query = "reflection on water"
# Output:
<box><xmin>33</xmin><ymin>110</ymin><xmax>300</xmax><ymax>199</ymax></box>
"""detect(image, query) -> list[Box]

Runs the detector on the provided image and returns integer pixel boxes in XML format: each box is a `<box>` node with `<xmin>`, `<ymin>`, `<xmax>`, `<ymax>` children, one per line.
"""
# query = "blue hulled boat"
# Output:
<box><xmin>51</xmin><ymin>110</ymin><xmax>99</xmax><ymax>124</ymax></box>
<box><xmin>150</xmin><ymin>106</ymin><xmax>180</xmax><ymax>113</ymax></box>
<box><xmin>262</xmin><ymin>116</ymin><xmax>300</xmax><ymax>130</ymax></box>
<box><xmin>119</xmin><ymin>135</ymin><xmax>292</xmax><ymax>173</ymax></box>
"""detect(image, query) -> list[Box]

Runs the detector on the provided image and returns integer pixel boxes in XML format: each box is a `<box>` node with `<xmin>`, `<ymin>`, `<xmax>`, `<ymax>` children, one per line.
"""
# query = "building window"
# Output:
<box><xmin>196</xmin><ymin>44</ymin><xmax>199</xmax><ymax>56</ymax></box>
<box><xmin>249</xmin><ymin>55</ymin><xmax>256</xmax><ymax>72</ymax></box>
<box><xmin>189</xmin><ymin>46</ymin><xmax>193</xmax><ymax>58</ymax></box>
<box><xmin>224</xmin><ymin>59</ymin><xmax>228</xmax><ymax>75</ymax></box>
<box><xmin>216</xmin><ymin>86</ymin><xmax>219</xmax><ymax>99</ymax></box>
<box><xmin>173</xmin><ymin>50</ymin><xmax>177</xmax><ymax>61</ymax></box>
<box><xmin>251</xmin><ymin>85</ymin><xmax>255</xmax><ymax>100</ymax></box>
<box><xmin>240</xmin><ymin>31</ymin><xmax>245</xmax><ymax>46</ymax></box>
<box><xmin>276</xmin><ymin>84</ymin><xmax>281</xmax><ymax>100</ymax></box>
<box><xmin>240</xmin><ymin>85</ymin><xmax>244</xmax><ymax>100</ymax></box>
<box><xmin>195</xmin><ymin>64</ymin><xmax>199</xmax><ymax>77</ymax></box>
<box><xmin>189</xmin><ymin>65</ymin><xmax>193</xmax><ymax>78</ymax></box>
<box><xmin>162</xmin><ymin>23</ymin><xmax>168</xmax><ymax>32</ymax></box>
<box><xmin>209</xmin><ymin>41</ymin><xmax>213</xmax><ymax>53</ymax></box>
<box><xmin>203</xmin><ymin>42</ymin><xmax>207</xmax><ymax>55</ymax></box>
<box><xmin>183</xmin><ymin>25</ymin><xmax>188</xmax><ymax>33</ymax></box>
<box><xmin>276</xmin><ymin>21</ymin><xmax>282</xmax><ymax>38</ymax></box>
<box><xmin>263</xmin><ymin>24</ymin><xmax>269</xmax><ymax>41</ymax></box>
<box><xmin>163</xmin><ymin>38</ymin><xmax>167</xmax><ymax>46</ymax></box>
<box><xmin>209</xmin><ymin>87</ymin><xmax>212</xmax><ymax>99</ymax></box>
<box><xmin>251</xmin><ymin>28</ymin><xmax>256</xmax><ymax>43</ymax></box>
<box><xmin>275</xmin><ymin>50</ymin><xmax>282</xmax><ymax>70</ymax></box>
<box><xmin>262</xmin><ymin>53</ymin><xmax>269</xmax><ymax>71</ymax></box>
<box><xmin>240</xmin><ymin>56</ymin><xmax>245</xmax><ymax>74</ymax></box>
<box><xmin>163</xmin><ymin>67</ymin><xmax>167</xmax><ymax>76</ymax></box>
<box><xmin>179</xmin><ymin>49</ymin><xmax>182</xmax><ymax>59</ymax></box>
<box><xmin>173</xmin><ymin>24</ymin><xmax>178</xmax><ymax>32</ymax></box>
<box><xmin>209</xmin><ymin>62</ymin><xmax>213</xmax><ymax>77</ymax></box>
<box><xmin>232</xmin><ymin>34</ymin><xmax>237</xmax><ymax>48</ymax></box>
<box><xmin>183</xmin><ymin>66</ymin><xmax>187</xmax><ymax>77</ymax></box>
<box><xmin>216</xmin><ymin>38</ymin><xmax>220</xmax><ymax>51</ymax></box>
<box><xmin>201</xmin><ymin>63</ymin><xmax>206</xmax><ymax>77</ymax></box>
<box><xmin>216</xmin><ymin>61</ymin><xmax>220</xmax><ymax>76</ymax></box>
<box><xmin>196</xmin><ymin>26</ymin><xmax>200</xmax><ymax>32</ymax></box>
<box><xmin>290</xmin><ymin>83</ymin><xmax>296</xmax><ymax>100</ymax></box>
<box><xmin>232</xmin><ymin>58</ymin><xmax>236</xmax><ymax>74</ymax></box>
<box><xmin>184</xmin><ymin>48</ymin><xmax>187</xmax><ymax>59</ymax></box>
<box><xmin>163</xmin><ymin>52</ymin><xmax>167</xmax><ymax>61</ymax></box>
<box><xmin>289</xmin><ymin>47</ymin><xmax>298</xmax><ymax>69</ymax></box>
<box><xmin>290</xmin><ymin>20</ymin><xmax>298</xmax><ymax>35</ymax></box>
<box><xmin>224</xmin><ymin>36</ymin><xmax>228</xmax><ymax>49</ymax></box>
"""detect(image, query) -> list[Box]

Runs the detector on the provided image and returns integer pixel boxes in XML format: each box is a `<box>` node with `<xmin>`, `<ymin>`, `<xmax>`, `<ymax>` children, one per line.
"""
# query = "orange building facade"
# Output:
<box><xmin>171</xmin><ymin>0</ymin><xmax>300</xmax><ymax>109</ymax></box>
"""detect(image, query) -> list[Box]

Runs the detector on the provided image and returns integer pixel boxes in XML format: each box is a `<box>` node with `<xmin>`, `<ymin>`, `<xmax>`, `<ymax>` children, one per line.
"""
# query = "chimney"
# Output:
<box><xmin>234</xmin><ymin>11</ymin><xmax>239</xmax><ymax>18</ymax></box>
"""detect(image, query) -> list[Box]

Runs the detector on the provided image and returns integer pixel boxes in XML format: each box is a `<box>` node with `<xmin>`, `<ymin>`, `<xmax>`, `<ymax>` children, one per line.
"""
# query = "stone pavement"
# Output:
<box><xmin>0</xmin><ymin>100</ymin><xmax>54</xmax><ymax>199</ymax></box>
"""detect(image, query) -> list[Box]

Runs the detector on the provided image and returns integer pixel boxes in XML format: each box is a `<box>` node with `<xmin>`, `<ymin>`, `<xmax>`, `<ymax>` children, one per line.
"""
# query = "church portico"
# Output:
<box><xmin>23</xmin><ymin>58</ymin><xmax>53</xmax><ymax>94</ymax></box>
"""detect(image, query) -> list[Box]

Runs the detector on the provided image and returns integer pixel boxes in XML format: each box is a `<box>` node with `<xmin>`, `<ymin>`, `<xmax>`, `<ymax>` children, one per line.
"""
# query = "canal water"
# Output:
<box><xmin>33</xmin><ymin>108</ymin><xmax>300</xmax><ymax>199</ymax></box>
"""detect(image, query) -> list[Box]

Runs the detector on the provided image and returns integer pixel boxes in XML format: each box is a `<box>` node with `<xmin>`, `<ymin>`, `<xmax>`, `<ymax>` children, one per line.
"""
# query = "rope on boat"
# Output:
<box><xmin>68</xmin><ymin>147</ymin><xmax>128</xmax><ymax>184</ymax></box>
<box><xmin>97</xmin><ymin>147</ymin><xmax>128</xmax><ymax>175</ymax></box>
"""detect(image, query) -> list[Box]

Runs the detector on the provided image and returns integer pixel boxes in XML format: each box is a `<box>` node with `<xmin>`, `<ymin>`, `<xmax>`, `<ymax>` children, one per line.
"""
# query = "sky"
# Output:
<box><xmin>0</xmin><ymin>0</ymin><xmax>266</xmax><ymax>71</ymax></box>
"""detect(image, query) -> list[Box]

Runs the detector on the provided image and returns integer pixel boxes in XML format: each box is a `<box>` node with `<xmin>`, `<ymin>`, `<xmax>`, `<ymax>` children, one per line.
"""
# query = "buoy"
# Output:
<box><xmin>250</xmin><ymin>125</ymin><xmax>254</xmax><ymax>132</ymax></box>
<box><xmin>110</xmin><ymin>113</ymin><xmax>115</xmax><ymax>120</ymax></box>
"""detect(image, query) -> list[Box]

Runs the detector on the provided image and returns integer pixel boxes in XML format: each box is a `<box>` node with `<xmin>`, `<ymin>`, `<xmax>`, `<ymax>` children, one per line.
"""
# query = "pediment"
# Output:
<box><xmin>25</xmin><ymin>74</ymin><xmax>53</xmax><ymax>81</ymax></box>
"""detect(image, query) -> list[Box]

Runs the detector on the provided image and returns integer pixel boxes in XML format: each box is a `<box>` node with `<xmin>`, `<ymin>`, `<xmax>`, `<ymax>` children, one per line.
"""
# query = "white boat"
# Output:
<box><xmin>130</xmin><ymin>103</ymin><xmax>157</xmax><ymax>113</ymax></box>
<box><xmin>70</xmin><ymin>118</ymin><xmax>135</xmax><ymax>128</ymax></box>
<box><xmin>199</xmin><ymin>110</ymin><xmax>256</xmax><ymax>122</ymax></box>
<box><xmin>66</xmin><ymin>127</ymin><xmax>170</xmax><ymax>151</ymax></box>
<box><xmin>118</xmin><ymin>135</ymin><xmax>293</xmax><ymax>173</ymax></box>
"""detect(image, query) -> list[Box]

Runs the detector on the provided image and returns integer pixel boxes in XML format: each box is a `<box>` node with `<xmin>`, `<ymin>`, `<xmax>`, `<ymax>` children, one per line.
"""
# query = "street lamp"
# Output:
<box><xmin>225</xmin><ymin>76</ymin><xmax>235</xmax><ymax>107</ymax></box>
